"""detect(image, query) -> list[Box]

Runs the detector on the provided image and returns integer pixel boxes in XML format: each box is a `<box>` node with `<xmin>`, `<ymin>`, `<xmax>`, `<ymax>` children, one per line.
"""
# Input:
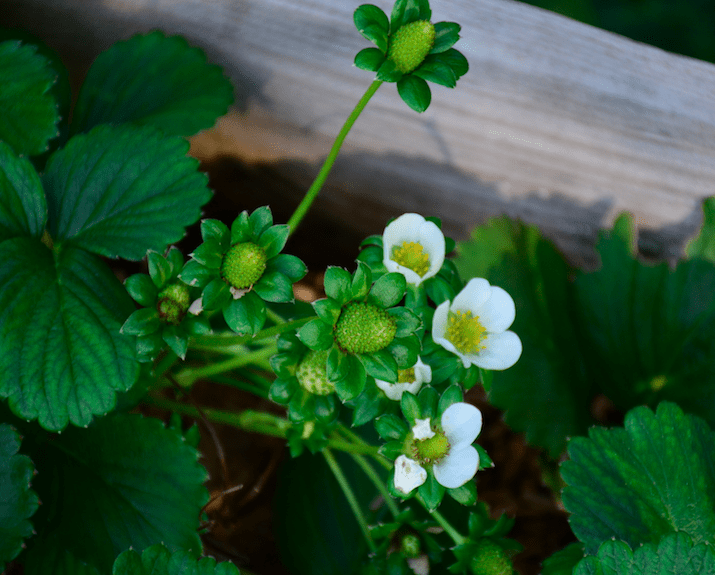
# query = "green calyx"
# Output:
<box><xmin>469</xmin><ymin>540</ymin><xmax>513</xmax><ymax>575</ymax></box>
<box><xmin>221</xmin><ymin>242</ymin><xmax>267</xmax><ymax>289</ymax></box>
<box><xmin>400</xmin><ymin>533</ymin><xmax>421</xmax><ymax>558</ymax></box>
<box><xmin>157</xmin><ymin>282</ymin><xmax>191</xmax><ymax>325</ymax></box>
<box><xmin>297</xmin><ymin>349</ymin><xmax>334</xmax><ymax>396</ymax></box>
<box><xmin>335</xmin><ymin>302</ymin><xmax>397</xmax><ymax>354</ymax></box>
<box><xmin>388</xmin><ymin>20</ymin><xmax>435</xmax><ymax>74</ymax></box>
<box><xmin>413</xmin><ymin>430</ymin><xmax>450</xmax><ymax>464</ymax></box>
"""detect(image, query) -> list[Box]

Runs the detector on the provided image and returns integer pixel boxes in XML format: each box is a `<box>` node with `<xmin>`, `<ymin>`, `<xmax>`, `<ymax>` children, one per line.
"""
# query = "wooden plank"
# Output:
<box><xmin>5</xmin><ymin>0</ymin><xmax>715</xmax><ymax>264</ymax></box>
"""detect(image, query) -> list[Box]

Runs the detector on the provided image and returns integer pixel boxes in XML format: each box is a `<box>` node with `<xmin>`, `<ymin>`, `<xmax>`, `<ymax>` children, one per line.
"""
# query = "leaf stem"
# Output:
<box><xmin>416</xmin><ymin>495</ymin><xmax>466</xmax><ymax>546</ymax></box>
<box><xmin>286</xmin><ymin>79</ymin><xmax>383</xmax><ymax>234</ymax></box>
<box><xmin>190</xmin><ymin>316</ymin><xmax>311</xmax><ymax>348</ymax></box>
<box><xmin>323</xmin><ymin>448</ymin><xmax>377</xmax><ymax>553</ymax></box>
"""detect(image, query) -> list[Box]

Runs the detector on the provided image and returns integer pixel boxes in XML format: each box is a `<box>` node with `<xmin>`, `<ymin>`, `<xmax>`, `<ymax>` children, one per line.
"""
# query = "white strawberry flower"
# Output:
<box><xmin>375</xmin><ymin>357</ymin><xmax>431</xmax><ymax>401</ymax></box>
<box><xmin>432</xmin><ymin>278</ymin><xmax>522</xmax><ymax>370</ymax></box>
<box><xmin>383</xmin><ymin>213</ymin><xmax>445</xmax><ymax>286</ymax></box>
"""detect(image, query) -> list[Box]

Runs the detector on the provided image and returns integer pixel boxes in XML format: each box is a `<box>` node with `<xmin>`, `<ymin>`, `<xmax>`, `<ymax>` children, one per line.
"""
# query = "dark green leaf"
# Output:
<box><xmin>72</xmin><ymin>31</ymin><xmax>233</xmax><ymax>136</ymax></box>
<box><xmin>200</xmin><ymin>219</ymin><xmax>230</xmax><ymax>251</ymax></box>
<box><xmin>43</xmin><ymin>124</ymin><xmax>211</xmax><ymax>260</ymax></box>
<box><xmin>573</xmin><ymin>533</ymin><xmax>715</xmax><ymax>575</ymax></box>
<box><xmin>334</xmin><ymin>356</ymin><xmax>367</xmax><ymax>401</ymax></box>
<box><xmin>113</xmin><ymin>544</ymin><xmax>240</xmax><ymax>575</ymax></box>
<box><xmin>424</xmin><ymin>276</ymin><xmax>454</xmax><ymax>305</ymax></box>
<box><xmin>0</xmin><ymin>142</ymin><xmax>47</xmax><ymax>242</ymax></box>
<box><xmin>359</xmin><ymin>349</ymin><xmax>398</xmax><ymax>381</ymax></box>
<box><xmin>351</xmin><ymin>261</ymin><xmax>372</xmax><ymax>300</ymax></box>
<box><xmin>541</xmin><ymin>543</ymin><xmax>584</xmax><ymax>575</ymax></box>
<box><xmin>430</xmin><ymin>22</ymin><xmax>461</xmax><ymax>54</ymax></box>
<box><xmin>267</xmin><ymin>254</ymin><xmax>307</xmax><ymax>282</ymax></box>
<box><xmin>165</xmin><ymin>247</ymin><xmax>184</xmax><ymax>277</ymax></box>
<box><xmin>201</xmin><ymin>277</ymin><xmax>231</xmax><ymax>311</ymax></box>
<box><xmin>190</xmin><ymin>239</ymin><xmax>223</xmax><ymax>269</ymax></box>
<box><xmin>417</xmin><ymin>386</ymin><xmax>438</xmax><ymax>420</ymax></box>
<box><xmin>375</xmin><ymin>413</ymin><xmax>409</xmax><ymax>440</ymax></box>
<box><xmin>397</xmin><ymin>75</ymin><xmax>431</xmax><ymax>113</ymax></box>
<box><xmin>223</xmin><ymin>291</ymin><xmax>266</xmax><ymax>336</ymax></box>
<box><xmin>121</xmin><ymin>308</ymin><xmax>162</xmax><ymax>336</ymax></box>
<box><xmin>686</xmin><ymin>197</ymin><xmax>715</xmax><ymax>263</ymax></box>
<box><xmin>380</xmin><ymin>441</ymin><xmax>404</xmax><ymax>460</ymax></box>
<box><xmin>0</xmin><ymin>239</ymin><xmax>138</xmax><ymax>430</ymax></box>
<box><xmin>21</xmin><ymin>413</ymin><xmax>206</xmax><ymax>575</ymax></box>
<box><xmin>418</xmin><ymin>472</ymin><xmax>444</xmax><ymax>511</ymax></box>
<box><xmin>562</xmin><ymin>402</ymin><xmax>715</xmax><ymax>554</ymax></box>
<box><xmin>259</xmin><ymin>224</ymin><xmax>289</xmax><ymax>259</ymax></box>
<box><xmin>324</xmin><ymin>266</ymin><xmax>352</xmax><ymax>304</ymax></box>
<box><xmin>161</xmin><ymin>325</ymin><xmax>188</xmax><ymax>359</ymax></box>
<box><xmin>269</xmin><ymin>376</ymin><xmax>299</xmax><ymax>404</ymax></box>
<box><xmin>147</xmin><ymin>250</ymin><xmax>172</xmax><ymax>288</ymax></box>
<box><xmin>0</xmin><ymin>424</ymin><xmax>39</xmax><ymax>571</ymax></box>
<box><xmin>0</xmin><ymin>40</ymin><xmax>59</xmax><ymax>156</ymax></box>
<box><xmin>437</xmin><ymin>384</ymin><xmax>463</xmax><ymax>414</ymax></box>
<box><xmin>313</xmin><ymin>298</ymin><xmax>342</xmax><ymax>326</ymax></box>
<box><xmin>369</xmin><ymin>272</ymin><xmax>406</xmax><ymax>308</ymax></box>
<box><xmin>355</xmin><ymin>47</ymin><xmax>386</xmax><ymax>71</ymax></box>
<box><xmin>254</xmin><ymin>270</ymin><xmax>294</xmax><ymax>302</ymax></box>
<box><xmin>124</xmin><ymin>274</ymin><xmax>157</xmax><ymax>307</ymax></box>
<box><xmin>413</xmin><ymin>60</ymin><xmax>457</xmax><ymax>88</ymax></box>
<box><xmin>178</xmin><ymin>260</ymin><xmax>214</xmax><ymax>289</ymax></box>
<box><xmin>448</xmin><ymin>481</ymin><xmax>476</xmax><ymax>506</ymax></box>
<box><xmin>298</xmin><ymin>319</ymin><xmax>334</xmax><ymax>351</ymax></box>
<box><xmin>351</xmin><ymin>383</ymin><xmax>387</xmax><ymax>427</ymax></box>
<box><xmin>354</xmin><ymin>5</ymin><xmax>390</xmax><ymax>52</ymax></box>
<box><xmin>249</xmin><ymin>205</ymin><xmax>273</xmax><ymax>237</ymax></box>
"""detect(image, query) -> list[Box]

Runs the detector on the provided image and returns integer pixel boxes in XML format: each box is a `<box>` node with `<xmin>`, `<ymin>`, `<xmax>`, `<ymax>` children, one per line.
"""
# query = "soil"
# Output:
<box><xmin>139</xmin><ymin>155</ymin><xmax>578</xmax><ymax>575</ymax></box>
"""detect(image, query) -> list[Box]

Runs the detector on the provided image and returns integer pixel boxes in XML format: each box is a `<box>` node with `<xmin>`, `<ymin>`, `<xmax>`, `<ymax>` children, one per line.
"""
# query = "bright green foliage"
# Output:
<box><xmin>562</xmin><ymin>402</ymin><xmax>715</xmax><ymax>554</ymax></box>
<box><xmin>541</xmin><ymin>543</ymin><xmax>584</xmax><ymax>575</ymax></box>
<box><xmin>0</xmin><ymin>424</ymin><xmax>39</xmax><ymax>571</ymax></box>
<box><xmin>72</xmin><ymin>31</ymin><xmax>234</xmax><ymax>137</ymax></box>
<box><xmin>574</xmin><ymin>533</ymin><xmax>715</xmax><ymax>575</ymax></box>
<box><xmin>43</xmin><ymin>124</ymin><xmax>211</xmax><ymax>260</ymax></box>
<box><xmin>574</xmin><ymin>214</ymin><xmax>715</xmax><ymax>427</ymax></box>
<box><xmin>113</xmin><ymin>544</ymin><xmax>240</xmax><ymax>575</ymax></box>
<box><xmin>0</xmin><ymin>238</ymin><xmax>138</xmax><ymax>431</ymax></box>
<box><xmin>0</xmin><ymin>40</ymin><xmax>59</xmax><ymax>155</ymax></box>
<box><xmin>20</xmin><ymin>414</ymin><xmax>207</xmax><ymax>575</ymax></box>
<box><xmin>686</xmin><ymin>196</ymin><xmax>715</xmax><ymax>263</ymax></box>
<box><xmin>453</xmin><ymin>216</ymin><xmax>591</xmax><ymax>457</ymax></box>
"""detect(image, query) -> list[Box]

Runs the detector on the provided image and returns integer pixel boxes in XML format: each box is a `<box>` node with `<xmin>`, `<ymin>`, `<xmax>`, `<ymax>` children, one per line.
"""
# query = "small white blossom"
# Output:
<box><xmin>383</xmin><ymin>213</ymin><xmax>445</xmax><ymax>286</ymax></box>
<box><xmin>394</xmin><ymin>455</ymin><xmax>427</xmax><ymax>494</ymax></box>
<box><xmin>432</xmin><ymin>278</ymin><xmax>522</xmax><ymax>370</ymax></box>
<box><xmin>375</xmin><ymin>357</ymin><xmax>432</xmax><ymax>401</ymax></box>
<box><xmin>412</xmin><ymin>418</ymin><xmax>435</xmax><ymax>440</ymax></box>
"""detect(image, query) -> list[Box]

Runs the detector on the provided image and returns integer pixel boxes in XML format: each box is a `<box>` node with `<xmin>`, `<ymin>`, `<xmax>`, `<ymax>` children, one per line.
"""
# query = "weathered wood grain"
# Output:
<box><xmin>5</xmin><ymin>0</ymin><xmax>715</xmax><ymax>264</ymax></box>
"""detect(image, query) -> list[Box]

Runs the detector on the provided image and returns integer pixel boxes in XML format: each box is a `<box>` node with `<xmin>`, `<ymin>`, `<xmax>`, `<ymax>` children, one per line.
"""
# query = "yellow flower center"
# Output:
<box><xmin>444</xmin><ymin>310</ymin><xmax>487</xmax><ymax>355</ymax></box>
<box><xmin>391</xmin><ymin>241</ymin><xmax>430</xmax><ymax>277</ymax></box>
<box><xmin>398</xmin><ymin>367</ymin><xmax>416</xmax><ymax>383</ymax></box>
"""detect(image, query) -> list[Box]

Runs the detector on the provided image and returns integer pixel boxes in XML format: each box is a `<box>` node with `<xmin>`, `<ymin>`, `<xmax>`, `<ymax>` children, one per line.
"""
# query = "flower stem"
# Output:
<box><xmin>286</xmin><ymin>79</ymin><xmax>383</xmax><ymax>234</ymax></box>
<box><xmin>416</xmin><ymin>495</ymin><xmax>466</xmax><ymax>546</ymax></box>
<box><xmin>323</xmin><ymin>448</ymin><xmax>377</xmax><ymax>553</ymax></box>
<box><xmin>190</xmin><ymin>316</ymin><xmax>312</xmax><ymax>348</ymax></box>
<box><xmin>348</xmin><ymin>451</ymin><xmax>401</xmax><ymax>517</ymax></box>
<box><xmin>176</xmin><ymin>344</ymin><xmax>277</xmax><ymax>386</ymax></box>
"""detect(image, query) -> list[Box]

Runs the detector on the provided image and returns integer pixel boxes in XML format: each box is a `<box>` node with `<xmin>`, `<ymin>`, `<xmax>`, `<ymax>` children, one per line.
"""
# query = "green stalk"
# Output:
<box><xmin>287</xmin><ymin>79</ymin><xmax>383</xmax><ymax>234</ymax></box>
<box><xmin>176</xmin><ymin>344</ymin><xmax>277</xmax><ymax>386</ymax></box>
<box><xmin>348</xmin><ymin>452</ymin><xmax>400</xmax><ymax>517</ymax></box>
<box><xmin>323</xmin><ymin>448</ymin><xmax>377</xmax><ymax>553</ymax></box>
<box><xmin>190</xmin><ymin>316</ymin><xmax>312</xmax><ymax>349</ymax></box>
<box><xmin>417</xmin><ymin>495</ymin><xmax>466</xmax><ymax>546</ymax></box>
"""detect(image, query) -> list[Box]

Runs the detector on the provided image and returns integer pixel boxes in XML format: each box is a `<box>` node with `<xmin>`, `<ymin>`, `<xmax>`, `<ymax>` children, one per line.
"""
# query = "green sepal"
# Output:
<box><xmin>298</xmin><ymin>318</ymin><xmax>334</xmax><ymax>350</ymax></box>
<box><xmin>417</xmin><ymin>385</ymin><xmax>439</xmax><ymax>420</ymax></box>
<box><xmin>448</xmin><ymin>480</ymin><xmax>477</xmax><ymax>506</ymax></box>
<box><xmin>249</xmin><ymin>205</ymin><xmax>273</xmax><ymax>237</ymax></box>
<box><xmin>397</xmin><ymin>75</ymin><xmax>431</xmax><ymax>113</ymax></box>
<box><xmin>388</xmin><ymin>306</ymin><xmax>420</xmax><ymax>337</ymax></box>
<box><xmin>360</xmin><ymin>234</ymin><xmax>383</xmax><ymax>248</ymax></box>
<box><xmin>288</xmin><ymin>389</ymin><xmax>315</xmax><ymax>422</ymax></box>
<box><xmin>135</xmin><ymin>332</ymin><xmax>164</xmax><ymax>362</ymax></box>
<box><xmin>476</xmin><ymin>444</ymin><xmax>494</xmax><ymax>470</ymax></box>
<box><xmin>380</xmin><ymin>440</ymin><xmax>404</xmax><ymax>460</ymax></box>
<box><xmin>200</xmin><ymin>218</ymin><xmax>230</xmax><ymax>251</ymax></box>
<box><xmin>324</xmin><ymin>266</ymin><xmax>352</xmax><ymax>304</ymax></box>
<box><xmin>183</xmin><ymin>314</ymin><xmax>211</xmax><ymax>336</ymax></box>
<box><xmin>267</xmin><ymin>253</ymin><xmax>307</xmax><ymax>282</ymax></box>
<box><xmin>376</xmin><ymin>59</ymin><xmax>403</xmax><ymax>82</ymax></box>
<box><xmin>201</xmin><ymin>277</ymin><xmax>231</xmax><ymax>311</ymax></box>
<box><xmin>375</xmin><ymin>413</ymin><xmax>409</xmax><ymax>441</ymax></box>
<box><xmin>355</xmin><ymin>48</ymin><xmax>386</xmax><ymax>72</ymax></box>
<box><xmin>223</xmin><ymin>291</ymin><xmax>266</xmax><ymax>336</ymax></box>
<box><xmin>230</xmin><ymin>210</ymin><xmax>251</xmax><ymax>244</ymax></box>
<box><xmin>413</xmin><ymin>60</ymin><xmax>457</xmax><ymax>88</ymax></box>
<box><xmin>351</xmin><ymin>261</ymin><xmax>373</xmax><ymax>299</ymax></box>
<box><xmin>387</xmin><ymin>335</ymin><xmax>420</xmax><ymax>369</ymax></box>
<box><xmin>369</xmin><ymin>272</ymin><xmax>406</xmax><ymax>308</ymax></box>
<box><xmin>359</xmin><ymin>349</ymin><xmax>398</xmax><ymax>382</ymax></box>
<box><xmin>254</xmin><ymin>270</ymin><xmax>294</xmax><ymax>302</ymax></box>
<box><xmin>191</xmin><ymin>238</ymin><xmax>223</xmax><ymax>269</ymax></box>
<box><xmin>269</xmin><ymin>376</ymin><xmax>298</xmax><ymax>404</ymax></box>
<box><xmin>313</xmin><ymin>298</ymin><xmax>342</xmax><ymax>326</ymax></box>
<box><xmin>438</xmin><ymin>384</ymin><xmax>463</xmax><ymax>414</ymax></box>
<box><xmin>334</xmin><ymin>355</ymin><xmax>367</xmax><ymax>401</ymax></box>
<box><xmin>391</xmin><ymin>0</ymin><xmax>431</xmax><ymax>32</ymax></box>
<box><xmin>400</xmin><ymin>391</ymin><xmax>421</xmax><ymax>426</ymax></box>
<box><xmin>314</xmin><ymin>395</ymin><xmax>338</xmax><ymax>423</ymax></box>
<box><xmin>425</xmin><ymin>275</ymin><xmax>454</xmax><ymax>305</ymax></box>
<box><xmin>124</xmin><ymin>274</ymin><xmax>158</xmax><ymax>306</ymax></box>
<box><xmin>327</xmin><ymin>347</ymin><xmax>350</xmax><ymax>382</ymax></box>
<box><xmin>418</xmin><ymin>471</ymin><xmax>444</xmax><ymax>511</ymax></box>
<box><xmin>147</xmin><ymin>250</ymin><xmax>172</xmax><ymax>289</ymax></box>
<box><xmin>270</xmin><ymin>351</ymin><xmax>298</xmax><ymax>378</ymax></box>
<box><xmin>430</xmin><ymin>22</ymin><xmax>461</xmax><ymax>54</ymax></box>
<box><xmin>121</xmin><ymin>308</ymin><xmax>162</xmax><ymax>336</ymax></box>
<box><xmin>162</xmin><ymin>325</ymin><xmax>188</xmax><ymax>359</ymax></box>
<box><xmin>354</xmin><ymin>4</ymin><xmax>390</xmax><ymax>52</ymax></box>
<box><xmin>258</xmin><ymin>224</ymin><xmax>289</xmax><ymax>259</ymax></box>
<box><xmin>165</xmin><ymin>246</ymin><xmax>184</xmax><ymax>276</ymax></box>
<box><xmin>350</xmin><ymin>383</ymin><xmax>387</xmax><ymax>427</ymax></box>
<box><xmin>357</xmin><ymin>245</ymin><xmax>385</xmax><ymax>271</ymax></box>
<box><xmin>179</xmin><ymin>260</ymin><xmax>214</xmax><ymax>289</ymax></box>
<box><xmin>432</xmin><ymin>48</ymin><xmax>468</xmax><ymax>79</ymax></box>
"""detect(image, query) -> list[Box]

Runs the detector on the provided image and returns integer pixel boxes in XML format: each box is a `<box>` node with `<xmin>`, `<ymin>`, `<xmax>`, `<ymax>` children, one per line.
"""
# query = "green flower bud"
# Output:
<box><xmin>388</xmin><ymin>20</ymin><xmax>435</xmax><ymax>74</ymax></box>
<box><xmin>297</xmin><ymin>350</ymin><xmax>334</xmax><ymax>396</ymax></box>
<box><xmin>469</xmin><ymin>539</ymin><xmax>513</xmax><ymax>575</ymax></box>
<box><xmin>335</xmin><ymin>302</ymin><xmax>397</xmax><ymax>354</ymax></box>
<box><xmin>221</xmin><ymin>242</ymin><xmax>267</xmax><ymax>289</ymax></box>
<box><xmin>157</xmin><ymin>282</ymin><xmax>191</xmax><ymax>325</ymax></box>
<box><xmin>400</xmin><ymin>534</ymin><xmax>421</xmax><ymax>559</ymax></box>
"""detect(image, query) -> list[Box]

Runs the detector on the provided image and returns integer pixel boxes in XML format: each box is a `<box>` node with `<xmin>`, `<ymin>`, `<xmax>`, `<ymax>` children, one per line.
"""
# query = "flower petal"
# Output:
<box><xmin>431</xmin><ymin>299</ymin><xmax>450</xmax><ymax>342</ymax></box>
<box><xmin>452</xmin><ymin>278</ymin><xmax>491</xmax><ymax>313</ymax></box>
<box><xmin>433</xmin><ymin>444</ymin><xmax>479</xmax><ymax>489</ymax></box>
<box><xmin>394</xmin><ymin>455</ymin><xmax>427</xmax><ymax>494</ymax></box>
<box><xmin>441</xmin><ymin>402</ymin><xmax>482</xmax><ymax>447</ymax></box>
<box><xmin>474</xmin><ymin>285</ymin><xmax>515</xmax><ymax>333</ymax></box>
<box><xmin>413</xmin><ymin>418</ymin><xmax>435</xmax><ymax>440</ymax></box>
<box><xmin>383</xmin><ymin>213</ymin><xmax>445</xmax><ymax>285</ymax></box>
<box><xmin>415</xmin><ymin>219</ymin><xmax>445</xmax><ymax>280</ymax></box>
<box><xmin>467</xmin><ymin>330</ymin><xmax>522</xmax><ymax>370</ymax></box>
<box><xmin>413</xmin><ymin>357</ymin><xmax>432</xmax><ymax>384</ymax></box>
